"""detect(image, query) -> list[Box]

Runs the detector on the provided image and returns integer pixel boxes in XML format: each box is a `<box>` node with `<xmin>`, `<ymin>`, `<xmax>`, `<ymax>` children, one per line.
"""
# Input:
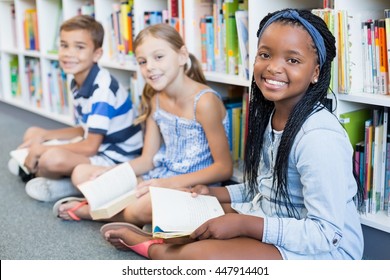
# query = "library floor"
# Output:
<box><xmin>0</xmin><ymin>102</ymin><xmax>142</xmax><ymax>260</ymax></box>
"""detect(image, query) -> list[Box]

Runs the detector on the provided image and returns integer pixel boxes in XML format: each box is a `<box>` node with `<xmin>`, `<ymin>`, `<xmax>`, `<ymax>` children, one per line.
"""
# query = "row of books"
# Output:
<box><xmin>47</xmin><ymin>61</ymin><xmax>70</xmax><ymax>115</ymax></box>
<box><xmin>195</xmin><ymin>1</ymin><xmax>248</xmax><ymax>78</ymax></box>
<box><xmin>224</xmin><ymin>90</ymin><xmax>248</xmax><ymax>166</ymax></box>
<box><xmin>199</xmin><ymin>8</ymin><xmax>248</xmax><ymax>79</ymax></box>
<box><xmin>106</xmin><ymin>2</ymin><xmax>171</xmax><ymax>64</ymax></box>
<box><xmin>25</xmin><ymin>58</ymin><xmax>43</xmax><ymax>109</ymax></box>
<box><xmin>106</xmin><ymin>2</ymin><xmax>135</xmax><ymax>64</ymax></box>
<box><xmin>340</xmin><ymin>108</ymin><xmax>390</xmax><ymax>215</ymax></box>
<box><xmin>338</xmin><ymin>8</ymin><xmax>390</xmax><ymax>95</ymax></box>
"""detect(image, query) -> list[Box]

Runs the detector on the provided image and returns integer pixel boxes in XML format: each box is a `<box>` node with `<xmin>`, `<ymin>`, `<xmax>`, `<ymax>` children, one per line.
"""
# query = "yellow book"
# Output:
<box><xmin>120</xmin><ymin>2</ymin><xmax>130</xmax><ymax>53</ymax></box>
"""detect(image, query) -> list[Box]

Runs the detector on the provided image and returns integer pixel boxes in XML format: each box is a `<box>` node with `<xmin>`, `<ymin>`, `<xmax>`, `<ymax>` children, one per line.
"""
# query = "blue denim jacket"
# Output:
<box><xmin>226</xmin><ymin>107</ymin><xmax>363</xmax><ymax>259</ymax></box>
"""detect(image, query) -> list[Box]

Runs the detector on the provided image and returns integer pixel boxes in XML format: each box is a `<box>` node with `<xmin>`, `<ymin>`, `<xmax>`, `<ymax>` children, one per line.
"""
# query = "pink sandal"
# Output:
<box><xmin>121</xmin><ymin>239</ymin><xmax>164</xmax><ymax>258</ymax></box>
<box><xmin>100</xmin><ymin>222</ymin><xmax>163</xmax><ymax>258</ymax></box>
<box><xmin>52</xmin><ymin>196</ymin><xmax>88</xmax><ymax>221</ymax></box>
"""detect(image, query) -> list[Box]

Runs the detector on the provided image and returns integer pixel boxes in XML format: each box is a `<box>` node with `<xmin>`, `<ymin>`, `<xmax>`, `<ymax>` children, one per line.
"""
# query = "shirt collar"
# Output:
<box><xmin>71</xmin><ymin>63</ymin><xmax>100</xmax><ymax>98</ymax></box>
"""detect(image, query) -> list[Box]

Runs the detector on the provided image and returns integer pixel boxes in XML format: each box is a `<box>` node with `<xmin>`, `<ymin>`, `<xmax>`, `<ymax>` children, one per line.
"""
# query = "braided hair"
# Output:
<box><xmin>244</xmin><ymin>9</ymin><xmax>364</xmax><ymax>218</ymax></box>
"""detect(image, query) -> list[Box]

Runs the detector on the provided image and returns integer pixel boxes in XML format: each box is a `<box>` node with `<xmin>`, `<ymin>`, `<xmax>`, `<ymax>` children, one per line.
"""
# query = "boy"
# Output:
<box><xmin>8</xmin><ymin>15</ymin><xmax>143</xmax><ymax>202</ymax></box>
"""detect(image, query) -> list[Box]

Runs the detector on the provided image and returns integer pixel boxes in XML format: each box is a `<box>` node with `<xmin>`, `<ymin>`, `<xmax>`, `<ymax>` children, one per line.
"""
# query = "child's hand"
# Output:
<box><xmin>18</xmin><ymin>136</ymin><xmax>45</xmax><ymax>149</ymax></box>
<box><xmin>136</xmin><ymin>178</ymin><xmax>168</xmax><ymax>198</ymax></box>
<box><xmin>190</xmin><ymin>213</ymin><xmax>242</xmax><ymax>240</ymax></box>
<box><xmin>190</xmin><ymin>185</ymin><xmax>210</xmax><ymax>197</ymax></box>
<box><xmin>24</xmin><ymin>143</ymin><xmax>45</xmax><ymax>173</ymax></box>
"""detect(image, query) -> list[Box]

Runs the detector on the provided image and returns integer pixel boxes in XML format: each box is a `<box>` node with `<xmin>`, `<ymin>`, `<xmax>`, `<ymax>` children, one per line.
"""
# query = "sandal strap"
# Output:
<box><xmin>67</xmin><ymin>200</ymin><xmax>88</xmax><ymax>221</ymax></box>
<box><xmin>122</xmin><ymin>238</ymin><xmax>164</xmax><ymax>258</ymax></box>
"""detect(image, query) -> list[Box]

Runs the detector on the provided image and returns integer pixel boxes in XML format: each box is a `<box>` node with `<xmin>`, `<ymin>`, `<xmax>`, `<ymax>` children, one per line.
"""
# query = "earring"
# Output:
<box><xmin>313</xmin><ymin>78</ymin><xmax>318</xmax><ymax>84</ymax></box>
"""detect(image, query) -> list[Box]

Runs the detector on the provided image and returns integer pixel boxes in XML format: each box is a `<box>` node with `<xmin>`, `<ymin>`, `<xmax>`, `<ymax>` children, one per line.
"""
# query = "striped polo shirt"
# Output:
<box><xmin>71</xmin><ymin>63</ymin><xmax>143</xmax><ymax>163</ymax></box>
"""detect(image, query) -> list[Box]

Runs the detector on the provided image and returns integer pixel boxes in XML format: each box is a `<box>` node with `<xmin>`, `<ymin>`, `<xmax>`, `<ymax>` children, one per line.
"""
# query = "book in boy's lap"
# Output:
<box><xmin>9</xmin><ymin>136</ymin><xmax>83</xmax><ymax>175</ymax></box>
<box><xmin>149</xmin><ymin>187</ymin><xmax>225</xmax><ymax>239</ymax></box>
<box><xmin>78</xmin><ymin>162</ymin><xmax>137</xmax><ymax>220</ymax></box>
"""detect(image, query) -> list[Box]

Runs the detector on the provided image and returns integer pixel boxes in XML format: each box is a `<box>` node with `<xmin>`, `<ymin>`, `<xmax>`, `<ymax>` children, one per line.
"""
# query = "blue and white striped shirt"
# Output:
<box><xmin>71</xmin><ymin>64</ymin><xmax>143</xmax><ymax>163</ymax></box>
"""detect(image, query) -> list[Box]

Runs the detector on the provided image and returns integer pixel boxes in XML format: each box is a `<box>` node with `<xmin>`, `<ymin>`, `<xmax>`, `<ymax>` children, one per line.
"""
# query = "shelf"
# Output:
<box><xmin>338</xmin><ymin>93</ymin><xmax>390</xmax><ymax>107</ymax></box>
<box><xmin>99</xmin><ymin>58</ymin><xmax>138</xmax><ymax>72</ymax></box>
<box><xmin>0</xmin><ymin>98</ymin><xmax>74</xmax><ymax>126</ymax></box>
<box><xmin>204</xmin><ymin>71</ymin><xmax>250</xmax><ymax>87</ymax></box>
<box><xmin>360</xmin><ymin>211</ymin><xmax>390</xmax><ymax>233</ymax></box>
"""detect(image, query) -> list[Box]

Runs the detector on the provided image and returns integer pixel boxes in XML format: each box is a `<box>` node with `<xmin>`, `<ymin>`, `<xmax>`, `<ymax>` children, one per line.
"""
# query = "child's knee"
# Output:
<box><xmin>24</xmin><ymin>126</ymin><xmax>45</xmax><ymax>140</ymax></box>
<box><xmin>71</xmin><ymin>164</ymin><xmax>96</xmax><ymax>186</ymax></box>
<box><xmin>124</xmin><ymin>196</ymin><xmax>153</xmax><ymax>224</ymax></box>
<box><xmin>38</xmin><ymin>148</ymin><xmax>67</xmax><ymax>172</ymax></box>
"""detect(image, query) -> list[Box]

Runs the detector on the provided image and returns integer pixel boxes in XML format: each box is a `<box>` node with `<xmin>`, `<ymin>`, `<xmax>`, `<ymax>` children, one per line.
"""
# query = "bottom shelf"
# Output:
<box><xmin>0</xmin><ymin>98</ymin><xmax>74</xmax><ymax>126</ymax></box>
<box><xmin>360</xmin><ymin>211</ymin><xmax>390</xmax><ymax>233</ymax></box>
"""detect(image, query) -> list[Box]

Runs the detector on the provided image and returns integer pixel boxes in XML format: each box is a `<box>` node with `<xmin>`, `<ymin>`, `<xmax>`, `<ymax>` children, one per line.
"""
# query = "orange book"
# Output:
<box><xmin>378</xmin><ymin>19</ymin><xmax>388</xmax><ymax>94</ymax></box>
<box><xmin>23</xmin><ymin>14</ymin><xmax>30</xmax><ymax>50</ymax></box>
<box><xmin>364</xmin><ymin>119</ymin><xmax>373</xmax><ymax>211</ymax></box>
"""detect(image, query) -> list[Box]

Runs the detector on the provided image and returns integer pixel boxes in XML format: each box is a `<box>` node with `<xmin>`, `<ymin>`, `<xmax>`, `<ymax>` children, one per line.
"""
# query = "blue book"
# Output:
<box><xmin>205</xmin><ymin>16</ymin><xmax>215</xmax><ymax>71</ymax></box>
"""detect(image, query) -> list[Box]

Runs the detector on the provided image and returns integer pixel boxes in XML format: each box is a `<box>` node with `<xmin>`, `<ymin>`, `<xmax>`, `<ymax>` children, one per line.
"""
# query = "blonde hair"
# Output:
<box><xmin>134</xmin><ymin>24</ymin><xmax>206</xmax><ymax>124</ymax></box>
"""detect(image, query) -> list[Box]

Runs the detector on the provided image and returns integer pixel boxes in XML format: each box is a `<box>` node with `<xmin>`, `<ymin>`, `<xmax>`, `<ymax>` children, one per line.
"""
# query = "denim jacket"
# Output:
<box><xmin>226</xmin><ymin>108</ymin><xmax>364</xmax><ymax>259</ymax></box>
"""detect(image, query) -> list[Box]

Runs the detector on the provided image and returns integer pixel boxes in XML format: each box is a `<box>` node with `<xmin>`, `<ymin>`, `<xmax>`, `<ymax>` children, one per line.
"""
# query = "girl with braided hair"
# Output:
<box><xmin>101</xmin><ymin>9</ymin><xmax>364</xmax><ymax>260</ymax></box>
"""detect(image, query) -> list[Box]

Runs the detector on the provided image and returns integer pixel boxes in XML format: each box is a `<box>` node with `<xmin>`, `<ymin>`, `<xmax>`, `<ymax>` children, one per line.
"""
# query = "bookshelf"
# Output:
<box><xmin>0</xmin><ymin>0</ymin><xmax>389</xmax><ymax>238</ymax></box>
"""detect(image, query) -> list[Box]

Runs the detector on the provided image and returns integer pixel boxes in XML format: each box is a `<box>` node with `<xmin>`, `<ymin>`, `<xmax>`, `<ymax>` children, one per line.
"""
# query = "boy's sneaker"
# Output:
<box><xmin>8</xmin><ymin>158</ymin><xmax>20</xmax><ymax>176</ymax></box>
<box><xmin>25</xmin><ymin>177</ymin><xmax>82</xmax><ymax>202</ymax></box>
<box><xmin>8</xmin><ymin>158</ymin><xmax>35</xmax><ymax>183</ymax></box>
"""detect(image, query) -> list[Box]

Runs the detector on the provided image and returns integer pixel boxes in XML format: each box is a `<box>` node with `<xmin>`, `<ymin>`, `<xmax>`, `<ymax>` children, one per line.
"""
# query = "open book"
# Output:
<box><xmin>149</xmin><ymin>187</ymin><xmax>225</xmax><ymax>239</ymax></box>
<box><xmin>78</xmin><ymin>162</ymin><xmax>137</xmax><ymax>220</ymax></box>
<box><xmin>9</xmin><ymin>136</ymin><xmax>83</xmax><ymax>175</ymax></box>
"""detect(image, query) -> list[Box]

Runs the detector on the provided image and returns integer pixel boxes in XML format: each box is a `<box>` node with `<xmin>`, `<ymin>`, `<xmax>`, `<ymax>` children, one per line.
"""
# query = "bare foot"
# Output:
<box><xmin>58</xmin><ymin>200</ymin><xmax>91</xmax><ymax>221</ymax></box>
<box><xmin>104</xmin><ymin>227</ymin><xmax>152</xmax><ymax>251</ymax></box>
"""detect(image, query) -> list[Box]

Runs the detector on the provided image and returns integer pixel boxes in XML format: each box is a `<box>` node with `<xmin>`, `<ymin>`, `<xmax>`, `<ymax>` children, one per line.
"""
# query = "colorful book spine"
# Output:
<box><xmin>364</xmin><ymin>119</ymin><xmax>373</xmax><ymax>212</ymax></box>
<box><xmin>205</xmin><ymin>16</ymin><xmax>215</xmax><ymax>71</ymax></box>
<box><xmin>200</xmin><ymin>17</ymin><xmax>207</xmax><ymax>71</ymax></box>
<box><xmin>223</xmin><ymin>0</ymin><xmax>239</xmax><ymax>75</ymax></box>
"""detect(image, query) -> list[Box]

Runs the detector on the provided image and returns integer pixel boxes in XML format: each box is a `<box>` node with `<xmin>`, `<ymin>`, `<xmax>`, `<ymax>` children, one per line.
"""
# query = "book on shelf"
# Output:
<box><xmin>9</xmin><ymin>136</ymin><xmax>83</xmax><ymax>175</ymax></box>
<box><xmin>182</xmin><ymin>0</ymin><xmax>212</xmax><ymax>58</ymax></box>
<box><xmin>235</xmin><ymin>10</ymin><xmax>249</xmax><ymax>80</ymax></box>
<box><xmin>224</xmin><ymin>0</ymin><xmax>239</xmax><ymax>75</ymax></box>
<box><xmin>379</xmin><ymin>108</ymin><xmax>388</xmax><ymax>211</ymax></box>
<box><xmin>377</xmin><ymin>19</ymin><xmax>389</xmax><ymax>94</ymax></box>
<box><xmin>339</xmin><ymin>108</ymin><xmax>371</xmax><ymax>150</ymax></box>
<box><xmin>205</xmin><ymin>16</ymin><xmax>215</xmax><ymax>71</ymax></box>
<box><xmin>371</xmin><ymin>109</ymin><xmax>384</xmax><ymax>213</ymax></box>
<box><xmin>364</xmin><ymin>119</ymin><xmax>373</xmax><ymax>213</ymax></box>
<box><xmin>78</xmin><ymin>162</ymin><xmax>138</xmax><ymax>220</ymax></box>
<box><xmin>385</xmin><ymin>10</ymin><xmax>390</xmax><ymax>94</ymax></box>
<box><xmin>355</xmin><ymin>140</ymin><xmax>365</xmax><ymax>187</ymax></box>
<box><xmin>149</xmin><ymin>187</ymin><xmax>224</xmax><ymax>239</ymax></box>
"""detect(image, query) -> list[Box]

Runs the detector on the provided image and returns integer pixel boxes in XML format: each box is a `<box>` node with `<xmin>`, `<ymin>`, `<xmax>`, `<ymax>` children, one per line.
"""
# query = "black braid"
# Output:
<box><xmin>244</xmin><ymin>9</ymin><xmax>363</xmax><ymax>218</ymax></box>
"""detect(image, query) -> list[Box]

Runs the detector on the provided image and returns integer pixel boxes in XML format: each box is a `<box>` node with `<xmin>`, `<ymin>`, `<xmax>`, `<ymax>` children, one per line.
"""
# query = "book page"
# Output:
<box><xmin>78</xmin><ymin>162</ymin><xmax>137</xmax><ymax>210</ymax></box>
<box><xmin>10</xmin><ymin>148</ymin><xmax>29</xmax><ymax>174</ymax></box>
<box><xmin>149</xmin><ymin>187</ymin><xmax>224</xmax><ymax>237</ymax></box>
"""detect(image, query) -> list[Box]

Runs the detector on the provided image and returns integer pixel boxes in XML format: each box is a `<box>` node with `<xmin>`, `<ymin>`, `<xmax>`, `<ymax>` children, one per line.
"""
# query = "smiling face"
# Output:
<box><xmin>254</xmin><ymin>22</ymin><xmax>320</xmax><ymax>109</ymax></box>
<box><xmin>58</xmin><ymin>29</ymin><xmax>102</xmax><ymax>87</ymax></box>
<box><xmin>135</xmin><ymin>35</ymin><xmax>187</xmax><ymax>92</ymax></box>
